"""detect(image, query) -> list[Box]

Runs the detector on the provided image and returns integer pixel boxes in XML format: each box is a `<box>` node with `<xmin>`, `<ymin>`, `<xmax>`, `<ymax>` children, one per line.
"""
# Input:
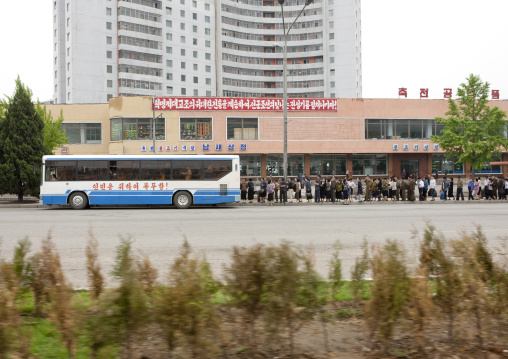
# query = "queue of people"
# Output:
<box><xmin>239</xmin><ymin>175</ymin><xmax>508</xmax><ymax>204</ymax></box>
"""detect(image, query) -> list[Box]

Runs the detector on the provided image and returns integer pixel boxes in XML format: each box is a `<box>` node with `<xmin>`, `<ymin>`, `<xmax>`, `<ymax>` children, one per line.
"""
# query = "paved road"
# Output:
<box><xmin>1</xmin><ymin>202</ymin><xmax>507</xmax><ymax>288</ymax></box>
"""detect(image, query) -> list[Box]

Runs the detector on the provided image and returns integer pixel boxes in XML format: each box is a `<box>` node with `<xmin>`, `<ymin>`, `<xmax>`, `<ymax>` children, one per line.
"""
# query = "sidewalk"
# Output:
<box><xmin>1</xmin><ymin>194</ymin><xmax>506</xmax><ymax>209</ymax></box>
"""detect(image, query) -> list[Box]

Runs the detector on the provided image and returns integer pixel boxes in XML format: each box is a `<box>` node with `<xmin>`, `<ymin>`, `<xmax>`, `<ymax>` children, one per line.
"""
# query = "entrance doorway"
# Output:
<box><xmin>401</xmin><ymin>159</ymin><xmax>418</xmax><ymax>179</ymax></box>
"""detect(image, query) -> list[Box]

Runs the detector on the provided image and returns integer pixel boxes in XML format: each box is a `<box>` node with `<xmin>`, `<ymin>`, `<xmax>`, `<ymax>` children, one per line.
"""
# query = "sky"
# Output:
<box><xmin>0</xmin><ymin>0</ymin><xmax>506</xmax><ymax>102</ymax></box>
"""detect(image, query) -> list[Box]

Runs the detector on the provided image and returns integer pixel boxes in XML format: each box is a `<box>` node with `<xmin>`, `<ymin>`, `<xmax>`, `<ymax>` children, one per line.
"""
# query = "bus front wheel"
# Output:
<box><xmin>69</xmin><ymin>192</ymin><xmax>88</xmax><ymax>210</ymax></box>
<box><xmin>174</xmin><ymin>192</ymin><xmax>192</xmax><ymax>209</ymax></box>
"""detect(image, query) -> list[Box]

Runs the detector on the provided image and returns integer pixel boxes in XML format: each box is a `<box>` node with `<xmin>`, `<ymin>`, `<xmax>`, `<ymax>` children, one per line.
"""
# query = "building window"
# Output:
<box><xmin>181</xmin><ymin>36</ymin><xmax>186</xmax><ymax>43</ymax></box>
<box><xmin>329</xmin><ymin>33</ymin><xmax>334</xmax><ymax>40</ymax></box>
<box><xmin>181</xmin><ymin>88</ymin><xmax>186</xmax><ymax>95</ymax></box>
<box><xmin>240</xmin><ymin>155</ymin><xmax>261</xmax><ymax>177</ymax></box>
<box><xmin>352</xmin><ymin>155</ymin><xmax>387</xmax><ymax>176</ymax></box>
<box><xmin>180</xmin><ymin>10</ymin><xmax>185</xmax><ymax>17</ymax></box>
<box><xmin>365</xmin><ymin>119</ymin><xmax>441</xmax><ymax>140</ymax></box>
<box><xmin>192</xmin><ymin>0</ymin><xmax>197</xmax><ymax>7</ymax></box>
<box><xmin>193</xmin><ymin>13</ymin><xmax>197</xmax><ymax>20</ymax></box>
<box><xmin>107</xmin><ymin>94</ymin><xmax>113</xmax><ymax>101</ymax></box>
<box><xmin>181</xmin><ymin>74</ymin><xmax>186</xmax><ymax>81</ymax></box>
<box><xmin>329</xmin><ymin>21</ymin><xmax>334</xmax><ymax>28</ymax></box>
<box><xmin>330</xmin><ymin>81</ymin><xmax>335</xmax><ymax>88</ymax></box>
<box><xmin>205</xmin><ymin>53</ymin><xmax>211</xmax><ymax>60</ymax></box>
<box><xmin>67</xmin><ymin>33</ymin><xmax>70</xmax><ymax>41</ymax></box>
<box><xmin>206</xmin><ymin>78</ymin><xmax>211</xmax><ymax>85</ymax></box>
<box><xmin>166</xmin><ymin>46</ymin><xmax>172</xmax><ymax>54</ymax></box>
<box><xmin>205</xmin><ymin>40</ymin><xmax>211</xmax><ymax>47</ymax></box>
<box><xmin>193</xmin><ymin>38</ymin><xmax>197</xmax><ymax>45</ymax></box>
<box><xmin>166</xmin><ymin>33</ymin><xmax>172</xmax><ymax>41</ymax></box>
<box><xmin>206</xmin><ymin>65</ymin><xmax>211</xmax><ymax>73</ymax></box>
<box><xmin>193</xmin><ymin>51</ymin><xmax>198</xmax><ymax>58</ymax></box>
<box><xmin>193</xmin><ymin>76</ymin><xmax>198</xmax><ymax>84</ymax></box>
<box><xmin>106</xmin><ymin>22</ymin><xmax>112</xmax><ymax>30</ymax></box>
<box><xmin>431</xmin><ymin>154</ymin><xmax>467</xmax><ymax>175</ymax></box>
<box><xmin>166</xmin><ymin>73</ymin><xmax>173</xmax><ymax>80</ymax></box>
<box><xmin>206</xmin><ymin>90</ymin><xmax>211</xmax><ymax>96</ymax></box>
<box><xmin>227</xmin><ymin>118</ymin><xmax>258</xmax><ymax>140</ymax></box>
<box><xmin>61</xmin><ymin>123</ymin><xmax>102</xmax><ymax>144</ymax></box>
<box><xmin>205</xmin><ymin>28</ymin><xmax>210</xmax><ymax>35</ymax></box>
<box><xmin>193</xmin><ymin>64</ymin><xmax>198</xmax><ymax>71</ymax></box>
<box><xmin>107</xmin><ymin>80</ymin><xmax>113</xmax><ymax>87</ymax></box>
<box><xmin>107</xmin><ymin>36</ymin><xmax>112</xmax><ymax>44</ymax></box>
<box><xmin>107</xmin><ymin>50</ymin><xmax>112</xmax><ymax>58</ymax></box>
<box><xmin>67</xmin><ymin>18</ymin><xmax>70</xmax><ymax>27</ymax></box>
<box><xmin>166</xmin><ymin>20</ymin><xmax>172</xmax><ymax>27</ymax></box>
<box><xmin>110</xmin><ymin>117</ymin><xmax>165</xmax><ymax>141</ymax></box>
<box><xmin>329</xmin><ymin>45</ymin><xmax>334</xmax><ymax>52</ymax></box>
<box><xmin>180</xmin><ymin>23</ymin><xmax>185</xmax><ymax>30</ymax></box>
<box><xmin>180</xmin><ymin>118</ymin><xmax>212</xmax><ymax>140</ymax></box>
<box><xmin>166</xmin><ymin>59</ymin><xmax>173</xmax><ymax>67</ymax></box>
<box><xmin>106</xmin><ymin>7</ymin><xmax>112</xmax><ymax>15</ymax></box>
<box><xmin>193</xmin><ymin>89</ymin><xmax>198</xmax><ymax>96</ymax></box>
<box><xmin>181</xmin><ymin>62</ymin><xmax>186</xmax><ymax>69</ymax></box>
<box><xmin>310</xmin><ymin>155</ymin><xmax>346</xmax><ymax>176</ymax></box>
<box><xmin>205</xmin><ymin>3</ymin><xmax>210</xmax><ymax>11</ymax></box>
<box><xmin>67</xmin><ymin>48</ymin><xmax>70</xmax><ymax>56</ymax></box>
<box><xmin>181</xmin><ymin>49</ymin><xmax>185</xmax><ymax>56</ymax></box>
<box><xmin>266</xmin><ymin>155</ymin><xmax>304</xmax><ymax>177</ymax></box>
<box><xmin>107</xmin><ymin>65</ymin><xmax>112</xmax><ymax>73</ymax></box>
<box><xmin>193</xmin><ymin>25</ymin><xmax>197</xmax><ymax>33</ymax></box>
<box><xmin>166</xmin><ymin>7</ymin><xmax>172</xmax><ymax>15</ymax></box>
<box><xmin>205</xmin><ymin>15</ymin><xmax>210</xmax><ymax>23</ymax></box>
<box><xmin>167</xmin><ymin>86</ymin><xmax>173</xmax><ymax>94</ymax></box>
<box><xmin>330</xmin><ymin>57</ymin><xmax>334</xmax><ymax>63</ymax></box>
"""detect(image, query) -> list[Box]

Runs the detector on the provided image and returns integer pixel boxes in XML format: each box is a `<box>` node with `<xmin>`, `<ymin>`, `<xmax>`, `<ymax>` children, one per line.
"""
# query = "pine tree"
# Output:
<box><xmin>0</xmin><ymin>77</ymin><xmax>45</xmax><ymax>200</ymax></box>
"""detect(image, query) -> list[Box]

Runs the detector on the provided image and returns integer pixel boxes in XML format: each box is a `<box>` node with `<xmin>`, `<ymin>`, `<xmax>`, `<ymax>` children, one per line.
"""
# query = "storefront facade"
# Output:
<box><xmin>48</xmin><ymin>97</ymin><xmax>508</xmax><ymax>179</ymax></box>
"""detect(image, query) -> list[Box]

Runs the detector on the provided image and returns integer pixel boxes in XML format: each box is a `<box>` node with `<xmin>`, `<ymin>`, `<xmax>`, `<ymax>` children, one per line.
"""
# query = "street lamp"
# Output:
<box><xmin>278</xmin><ymin>0</ymin><xmax>313</xmax><ymax>187</ymax></box>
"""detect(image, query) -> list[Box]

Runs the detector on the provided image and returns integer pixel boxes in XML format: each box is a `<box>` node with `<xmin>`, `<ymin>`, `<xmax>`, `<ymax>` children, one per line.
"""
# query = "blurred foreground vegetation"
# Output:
<box><xmin>1</xmin><ymin>225</ymin><xmax>507</xmax><ymax>358</ymax></box>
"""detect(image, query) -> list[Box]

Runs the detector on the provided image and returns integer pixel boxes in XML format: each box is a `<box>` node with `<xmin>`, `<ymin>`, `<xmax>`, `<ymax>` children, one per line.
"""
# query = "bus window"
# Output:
<box><xmin>173</xmin><ymin>160</ymin><xmax>202</xmax><ymax>180</ymax></box>
<box><xmin>45</xmin><ymin>161</ymin><xmax>77</xmax><ymax>181</ymax></box>
<box><xmin>140</xmin><ymin>160</ymin><xmax>171</xmax><ymax>180</ymax></box>
<box><xmin>204</xmin><ymin>160</ymin><xmax>232</xmax><ymax>180</ymax></box>
<box><xmin>116</xmin><ymin>160</ymin><xmax>140</xmax><ymax>181</ymax></box>
<box><xmin>77</xmin><ymin>161</ymin><xmax>108</xmax><ymax>181</ymax></box>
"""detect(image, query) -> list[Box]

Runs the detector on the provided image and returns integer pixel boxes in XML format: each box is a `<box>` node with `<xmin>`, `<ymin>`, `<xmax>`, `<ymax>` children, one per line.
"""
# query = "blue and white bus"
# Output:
<box><xmin>40</xmin><ymin>155</ymin><xmax>240</xmax><ymax>209</ymax></box>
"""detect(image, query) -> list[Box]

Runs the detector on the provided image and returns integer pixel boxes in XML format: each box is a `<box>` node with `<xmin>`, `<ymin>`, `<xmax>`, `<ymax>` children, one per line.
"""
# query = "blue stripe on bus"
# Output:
<box><xmin>42</xmin><ymin>190</ymin><xmax>240</xmax><ymax>206</ymax></box>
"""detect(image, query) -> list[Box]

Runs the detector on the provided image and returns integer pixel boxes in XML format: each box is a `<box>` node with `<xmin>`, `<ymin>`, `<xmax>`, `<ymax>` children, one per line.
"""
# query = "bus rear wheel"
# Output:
<box><xmin>69</xmin><ymin>192</ymin><xmax>88</xmax><ymax>210</ymax></box>
<box><xmin>174</xmin><ymin>192</ymin><xmax>192</xmax><ymax>209</ymax></box>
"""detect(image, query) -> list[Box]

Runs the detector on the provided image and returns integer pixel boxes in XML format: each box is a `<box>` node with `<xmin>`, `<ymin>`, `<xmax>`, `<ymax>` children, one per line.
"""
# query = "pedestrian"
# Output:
<box><xmin>429</xmin><ymin>176</ymin><xmax>437</xmax><ymax>201</ymax></box>
<box><xmin>389</xmin><ymin>177</ymin><xmax>397</xmax><ymax>201</ymax></box>
<box><xmin>274</xmin><ymin>179</ymin><xmax>279</xmax><ymax>203</ymax></box>
<box><xmin>240</xmin><ymin>178</ymin><xmax>247</xmax><ymax>203</ymax></box>
<box><xmin>448</xmin><ymin>178</ymin><xmax>455</xmax><ymax>200</ymax></box>
<box><xmin>331</xmin><ymin>176</ymin><xmax>337</xmax><ymax>203</ymax></box>
<box><xmin>423</xmin><ymin>176</ymin><xmax>429</xmax><ymax>201</ymax></box>
<box><xmin>342</xmin><ymin>179</ymin><xmax>349</xmax><ymax>205</ymax></box>
<box><xmin>473</xmin><ymin>178</ymin><xmax>480</xmax><ymax>199</ymax></box>
<box><xmin>441</xmin><ymin>177</ymin><xmax>449</xmax><ymax>200</ymax></box>
<box><xmin>305</xmin><ymin>177</ymin><xmax>313</xmax><ymax>202</ymax></box>
<box><xmin>402</xmin><ymin>168</ymin><xmax>406</xmax><ymax>179</ymax></box>
<box><xmin>484</xmin><ymin>177</ymin><xmax>490</xmax><ymax>199</ymax></box>
<box><xmin>456</xmin><ymin>176</ymin><xmax>464</xmax><ymax>201</ymax></box>
<box><xmin>382</xmin><ymin>178</ymin><xmax>389</xmax><ymax>201</ymax></box>
<box><xmin>348</xmin><ymin>178</ymin><xmax>356</xmax><ymax>201</ymax></box>
<box><xmin>295</xmin><ymin>178</ymin><xmax>302</xmax><ymax>202</ymax></box>
<box><xmin>365</xmin><ymin>175</ymin><xmax>372</xmax><ymax>201</ymax></box>
<box><xmin>279</xmin><ymin>178</ymin><xmax>287</xmax><ymax>203</ymax></box>
<box><xmin>247</xmin><ymin>178</ymin><xmax>255</xmax><ymax>203</ymax></box>
<box><xmin>287</xmin><ymin>178</ymin><xmax>294</xmax><ymax>202</ymax></box>
<box><xmin>266</xmin><ymin>179</ymin><xmax>275</xmax><ymax>206</ymax></box>
<box><xmin>395</xmin><ymin>176</ymin><xmax>401</xmax><ymax>201</ymax></box>
<box><xmin>357</xmin><ymin>177</ymin><xmax>363</xmax><ymax>202</ymax></box>
<box><xmin>418</xmin><ymin>177</ymin><xmax>424</xmax><ymax>201</ymax></box>
<box><xmin>259</xmin><ymin>177</ymin><xmax>267</xmax><ymax>203</ymax></box>
<box><xmin>467</xmin><ymin>178</ymin><xmax>474</xmax><ymax>200</ymax></box>
<box><xmin>314</xmin><ymin>176</ymin><xmax>322</xmax><ymax>203</ymax></box>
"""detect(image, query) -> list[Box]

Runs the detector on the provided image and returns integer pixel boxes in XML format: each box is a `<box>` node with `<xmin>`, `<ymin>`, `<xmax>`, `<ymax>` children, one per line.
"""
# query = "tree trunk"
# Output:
<box><xmin>320</xmin><ymin>312</ymin><xmax>330</xmax><ymax>354</ymax></box>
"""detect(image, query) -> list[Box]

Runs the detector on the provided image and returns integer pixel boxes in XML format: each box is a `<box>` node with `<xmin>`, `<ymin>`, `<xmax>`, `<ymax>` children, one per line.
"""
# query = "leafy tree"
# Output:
<box><xmin>36</xmin><ymin>102</ymin><xmax>68</xmax><ymax>155</ymax></box>
<box><xmin>431</xmin><ymin>74</ymin><xmax>508</xmax><ymax>175</ymax></box>
<box><xmin>0</xmin><ymin>77</ymin><xmax>45</xmax><ymax>200</ymax></box>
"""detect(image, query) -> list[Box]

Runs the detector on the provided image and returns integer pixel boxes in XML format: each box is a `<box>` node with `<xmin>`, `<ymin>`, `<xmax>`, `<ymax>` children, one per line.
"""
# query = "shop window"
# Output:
<box><xmin>180</xmin><ymin>118</ymin><xmax>212</xmax><ymax>140</ymax></box>
<box><xmin>61</xmin><ymin>123</ymin><xmax>102</xmax><ymax>144</ymax></box>
<box><xmin>227</xmin><ymin>118</ymin><xmax>258</xmax><ymax>140</ymax></box>
<box><xmin>365</xmin><ymin>119</ymin><xmax>441</xmax><ymax>140</ymax></box>
<box><xmin>266</xmin><ymin>155</ymin><xmax>304</xmax><ymax>177</ymax></box>
<box><xmin>240</xmin><ymin>155</ymin><xmax>261</xmax><ymax>177</ymax></box>
<box><xmin>432</xmin><ymin>154</ymin><xmax>464</xmax><ymax>175</ymax></box>
<box><xmin>110</xmin><ymin>117</ymin><xmax>165</xmax><ymax>141</ymax></box>
<box><xmin>310</xmin><ymin>155</ymin><xmax>346</xmax><ymax>176</ymax></box>
<box><xmin>352</xmin><ymin>155</ymin><xmax>387</xmax><ymax>176</ymax></box>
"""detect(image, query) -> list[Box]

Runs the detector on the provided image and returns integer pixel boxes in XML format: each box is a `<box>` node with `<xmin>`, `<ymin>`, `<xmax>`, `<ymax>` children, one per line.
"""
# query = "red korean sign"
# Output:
<box><xmin>153</xmin><ymin>97</ymin><xmax>338</xmax><ymax>111</ymax></box>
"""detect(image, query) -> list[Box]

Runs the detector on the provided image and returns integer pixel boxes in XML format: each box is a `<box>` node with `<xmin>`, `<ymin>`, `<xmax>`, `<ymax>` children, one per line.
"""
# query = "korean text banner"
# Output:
<box><xmin>153</xmin><ymin>97</ymin><xmax>338</xmax><ymax>111</ymax></box>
